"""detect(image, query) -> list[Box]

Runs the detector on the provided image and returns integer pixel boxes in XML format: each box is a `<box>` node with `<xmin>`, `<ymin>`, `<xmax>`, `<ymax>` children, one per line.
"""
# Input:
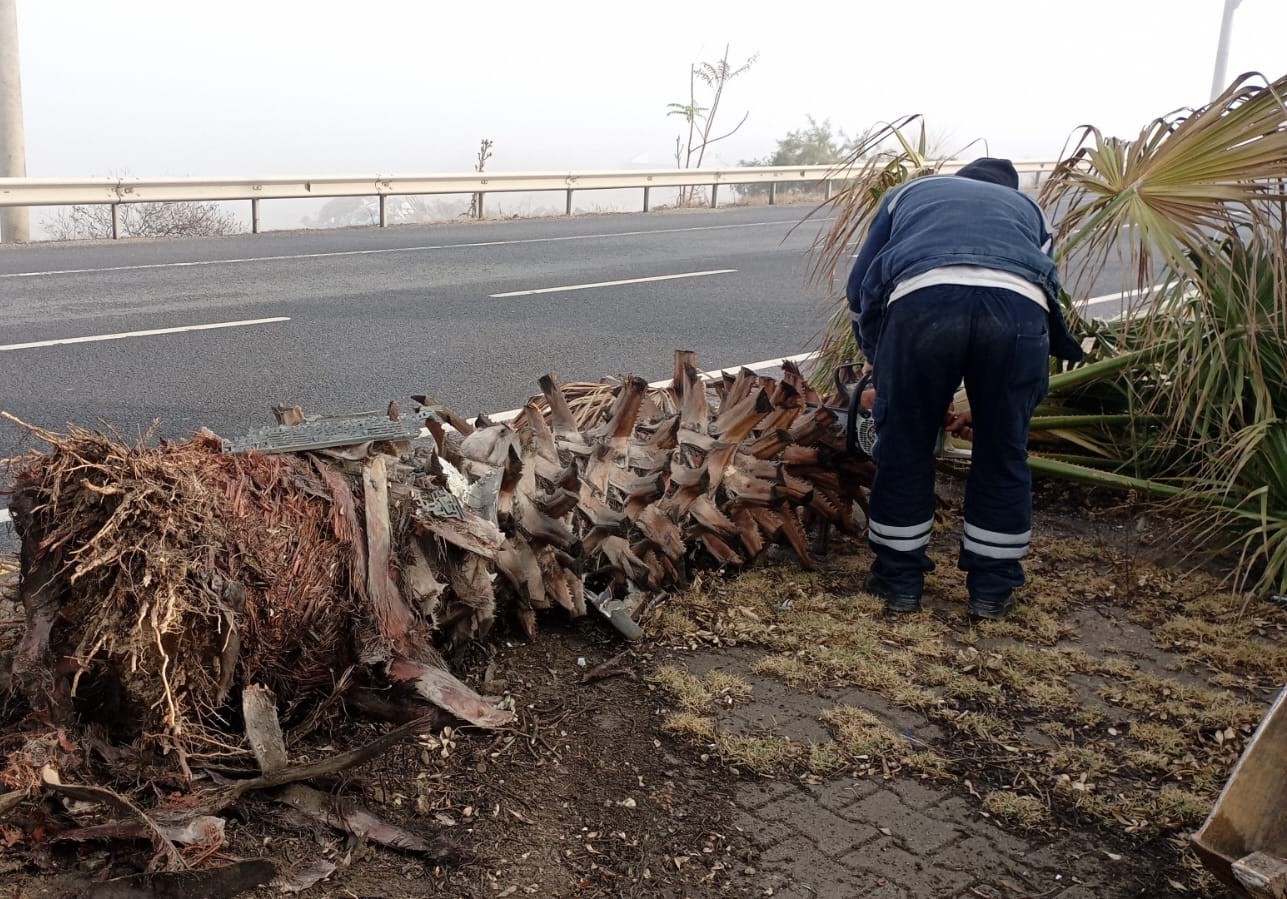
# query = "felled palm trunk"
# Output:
<box><xmin>470</xmin><ymin>351</ymin><xmax>874</xmax><ymax>634</ymax></box>
<box><xmin>2</xmin><ymin>351</ymin><xmax>870</xmax><ymax>756</ymax></box>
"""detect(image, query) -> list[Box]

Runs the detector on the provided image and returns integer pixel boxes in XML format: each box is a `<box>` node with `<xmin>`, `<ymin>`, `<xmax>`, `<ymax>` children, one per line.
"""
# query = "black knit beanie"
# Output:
<box><xmin>955</xmin><ymin>158</ymin><xmax>1020</xmax><ymax>189</ymax></box>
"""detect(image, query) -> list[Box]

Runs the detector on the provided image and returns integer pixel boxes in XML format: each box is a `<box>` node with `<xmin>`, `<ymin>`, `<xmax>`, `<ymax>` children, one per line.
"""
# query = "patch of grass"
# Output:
<box><xmin>1017</xmin><ymin>679</ymin><xmax>1080</xmax><ymax>711</ymax></box>
<box><xmin>939</xmin><ymin>673</ymin><xmax>1005</xmax><ymax>705</ymax></box>
<box><xmin>1129</xmin><ymin>721</ymin><xmax>1188</xmax><ymax>757</ymax></box>
<box><xmin>704</xmin><ymin>671</ymin><xmax>753</xmax><ymax>704</ymax></box>
<box><xmin>661</xmin><ymin>712</ymin><xmax>716</xmax><ymax>740</ymax></box>
<box><xmin>1101</xmin><ymin>673</ymin><xmax>1262</xmax><ymax>731</ymax></box>
<box><xmin>972</xmin><ymin>649</ymin><xmax>1083</xmax><ymax>711</ymax></box>
<box><xmin>1147</xmin><ymin>786</ymin><xmax>1214</xmax><ymax>828</ymax></box>
<box><xmin>1209</xmin><ymin>672</ymin><xmax>1252</xmax><ymax>690</ymax></box>
<box><xmin>813</xmin><ymin>647</ymin><xmax>905</xmax><ymax>692</ymax></box>
<box><xmin>942</xmin><ymin>710</ymin><xmax>1015</xmax><ymax>743</ymax></box>
<box><xmin>988</xmin><ymin>606</ymin><xmax>1076</xmax><ymax>645</ymax></box>
<box><xmin>836</xmin><ymin>591</ymin><xmax>886</xmax><ymax>617</ymax></box>
<box><xmin>1053</xmin><ymin>778</ymin><xmax>1116</xmax><ymax>818</ymax></box>
<box><xmin>652</xmin><ymin>609</ymin><xmax>700</xmax><ymax>640</ymax></box>
<box><xmin>904</xmin><ymin>750</ymin><xmax>951</xmax><ymax>778</ymax></box>
<box><xmin>805</xmin><ymin>742</ymin><xmax>848</xmax><ymax>775</ymax></box>
<box><xmin>982</xmin><ymin>790</ymin><xmax>1049</xmax><ymax>828</ymax></box>
<box><xmin>880</xmin><ymin>618</ymin><xmax>951</xmax><ymax>657</ymax></box>
<box><xmin>1121</xmin><ymin>747</ymin><xmax>1174</xmax><ymax>774</ymax></box>
<box><xmin>1037</xmin><ymin>721</ymin><xmax>1075</xmax><ymax>742</ymax></box>
<box><xmin>1058</xmin><ymin>648</ymin><xmax>1134</xmax><ymax>680</ymax></box>
<box><xmin>1185</xmin><ymin>692</ymin><xmax>1263</xmax><ymax>731</ymax></box>
<box><xmin>1156</xmin><ymin>614</ymin><xmax>1287</xmax><ymax>677</ymax></box>
<box><xmin>714</xmin><ymin>733</ymin><xmax>802</xmax><ymax>774</ymax></box>
<box><xmin>1180</xmin><ymin>590</ymin><xmax>1249</xmax><ymax>619</ymax></box>
<box><xmin>652</xmin><ymin>666</ymin><xmax>711</xmax><ymax>713</ymax></box>
<box><xmin>1049</xmin><ymin>745</ymin><xmax>1115</xmax><ymax>778</ymax></box>
<box><xmin>652</xmin><ymin>666</ymin><xmax>756</xmax><ymax>713</ymax></box>
<box><xmin>920</xmin><ymin>664</ymin><xmax>958</xmax><ymax>687</ymax></box>
<box><xmin>1032</xmin><ymin>538</ymin><xmax>1104</xmax><ymax>564</ymax></box>
<box><xmin>749</xmin><ymin>653</ymin><xmax>820</xmax><ymax>688</ymax></box>
<box><xmin>887</xmin><ymin>683</ymin><xmax>940</xmax><ymax>712</ymax></box>
<box><xmin>821</xmin><ymin>706</ymin><xmax>905</xmax><ymax>759</ymax></box>
<box><xmin>1068</xmin><ymin>706</ymin><xmax>1108</xmax><ymax>728</ymax></box>
<box><xmin>776</xmin><ymin>611</ymin><xmax>852</xmax><ymax>648</ymax></box>
<box><xmin>998</xmin><ymin>646</ymin><xmax>1076</xmax><ymax>678</ymax></box>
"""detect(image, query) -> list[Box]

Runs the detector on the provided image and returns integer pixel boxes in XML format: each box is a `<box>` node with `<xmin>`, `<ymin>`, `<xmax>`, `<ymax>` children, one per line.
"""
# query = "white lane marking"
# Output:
<box><xmin>1082</xmin><ymin>287</ymin><xmax>1155</xmax><ymax>309</ymax></box>
<box><xmin>491</xmin><ymin>269</ymin><xmax>736</xmax><ymax>298</ymax></box>
<box><xmin>1081</xmin><ymin>285</ymin><xmax>1165</xmax><ymax>321</ymax></box>
<box><xmin>0</xmin><ymin>219</ymin><xmax>801</xmax><ymax>279</ymax></box>
<box><xmin>0</xmin><ymin>509</ymin><xmax>9</xmax><ymax>525</ymax></box>
<box><xmin>0</xmin><ymin>317</ymin><xmax>290</xmax><ymax>352</ymax></box>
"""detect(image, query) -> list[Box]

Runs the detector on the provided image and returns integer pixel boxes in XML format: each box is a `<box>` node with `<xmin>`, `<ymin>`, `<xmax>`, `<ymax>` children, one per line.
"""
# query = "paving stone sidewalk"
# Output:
<box><xmin>685</xmin><ymin>649</ymin><xmax>1135</xmax><ymax>899</ymax></box>
<box><xmin>733</xmin><ymin>777</ymin><xmax>1114</xmax><ymax>898</ymax></box>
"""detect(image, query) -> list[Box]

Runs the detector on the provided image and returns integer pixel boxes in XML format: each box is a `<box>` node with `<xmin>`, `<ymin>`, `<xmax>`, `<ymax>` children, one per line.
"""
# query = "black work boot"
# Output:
<box><xmin>967</xmin><ymin>592</ymin><xmax>1017</xmax><ymax>621</ymax></box>
<box><xmin>864</xmin><ymin>572</ymin><xmax>923</xmax><ymax>614</ymax></box>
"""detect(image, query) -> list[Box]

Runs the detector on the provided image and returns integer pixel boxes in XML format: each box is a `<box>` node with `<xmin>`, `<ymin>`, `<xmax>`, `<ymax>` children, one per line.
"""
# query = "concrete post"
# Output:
<box><xmin>1210</xmin><ymin>0</ymin><xmax>1242</xmax><ymax>101</ymax></box>
<box><xmin>0</xmin><ymin>0</ymin><xmax>30</xmax><ymax>242</ymax></box>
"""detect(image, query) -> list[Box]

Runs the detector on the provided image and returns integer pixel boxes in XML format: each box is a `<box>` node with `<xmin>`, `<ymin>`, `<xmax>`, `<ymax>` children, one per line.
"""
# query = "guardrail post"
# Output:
<box><xmin>710</xmin><ymin>184</ymin><xmax>719</xmax><ymax>208</ymax></box>
<box><xmin>565</xmin><ymin>189</ymin><xmax>573</xmax><ymax>216</ymax></box>
<box><xmin>251</xmin><ymin>198</ymin><xmax>261</xmax><ymax>234</ymax></box>
<box><xmin>111</xmin><ymin>203</ymin><xmax>121</xmax><ymax>240</ymax></box>
<box><xmin>824</xmin><ymin>180</ymin><xmax>832</xmax><ymax>201</ymax></box>
<box><xmin>768</xmin><ymin>183</ymin><xmax>777</xmax><ymax>206</ymax></box>
<box><xmin>642</xmin><ymin>186</ymin><xmax>651</xmax><ymax>212</ymax></box>
<box><xmin>378</xmin><ymin>195</ymin><xmax>387</xmax><ymax>228</ymax></box>
<box><xmin>475</xmin><ymin>192</ymin><xmax>484</xmax><ymax>219</ymax></box>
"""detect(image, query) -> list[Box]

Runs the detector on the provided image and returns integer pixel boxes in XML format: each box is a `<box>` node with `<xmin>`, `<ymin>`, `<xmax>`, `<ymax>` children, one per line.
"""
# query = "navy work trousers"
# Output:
<box><xmin>866</xmin><ymin>284</ymin><xmax>1050</xmax><ymax>602</ymax></box>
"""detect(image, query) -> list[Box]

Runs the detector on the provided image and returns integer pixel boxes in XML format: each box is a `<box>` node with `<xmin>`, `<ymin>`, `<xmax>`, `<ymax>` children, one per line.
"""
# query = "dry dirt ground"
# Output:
<box><xmin>3</xmin><ymin>476</ymin><xmax>1286</xmax><ymax>898</ymax></box>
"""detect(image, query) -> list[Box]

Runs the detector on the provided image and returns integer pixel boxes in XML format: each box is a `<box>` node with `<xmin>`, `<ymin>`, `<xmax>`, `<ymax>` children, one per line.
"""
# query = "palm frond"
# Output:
<box><xmin>1041</xmin><ymin>71</ymin><xmax>1287</xmax><ymax>298</ymax></box>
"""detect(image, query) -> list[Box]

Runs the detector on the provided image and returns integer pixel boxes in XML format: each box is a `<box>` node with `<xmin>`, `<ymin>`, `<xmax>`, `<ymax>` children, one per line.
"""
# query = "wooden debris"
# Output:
<box><xmin>210</xmin><ymin>713</ymin><xmax>442</xmax><ymax>807</ymax></box>
<box><xmin>38</xmin><ymin>771</ymin><xmax>188</xmax><ymax>872</ymax></box>
<box><xmin>273</xmin><ymin>858</ymin><xmax>338</xmax><ymax>895</ymax></box>
<box><xmin>580</xmin><ymin>649</ymin><xmax>636</xmax><ymax>684</ymax></box>
<box><xmin>242</xmin><ymin>685</ymin><xmax>288</xmax><ymax>774</ymax></box>
<box><xmin>240</xmin><ymin>683</ymin><xmax>469</xmax><ymax>865</ymax></box>
<box><xmin>275</xmin><ymin>784</ymin><xmax>470</xmax><ymax>863</ymax></box>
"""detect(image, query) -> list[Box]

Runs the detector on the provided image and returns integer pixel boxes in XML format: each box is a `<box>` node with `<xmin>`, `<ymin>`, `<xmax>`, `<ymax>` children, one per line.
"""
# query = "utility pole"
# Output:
<box><xmin>1210</xmin><ymin>0</ymin><xmax>1242</xmax><ymax>101</ymax></box>
<box><xmin>0</xmin><ymin>0</ymin><xmax>29</xmax><ymax>242</ymax></box>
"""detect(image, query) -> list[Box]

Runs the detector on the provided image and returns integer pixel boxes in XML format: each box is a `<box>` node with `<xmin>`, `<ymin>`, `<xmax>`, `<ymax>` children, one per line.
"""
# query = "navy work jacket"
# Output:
<box><xmin>845</xmin><ymin>174</ymin><xmax>1083</xmax><ymax>363</ymax></box>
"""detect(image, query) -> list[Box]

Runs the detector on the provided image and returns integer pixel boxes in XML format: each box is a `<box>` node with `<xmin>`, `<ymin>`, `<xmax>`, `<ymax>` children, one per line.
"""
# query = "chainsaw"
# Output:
<box><xmin>829</xmin><ymin>363</ymin><xmax>973</xmax><ymax>462</ymax></box>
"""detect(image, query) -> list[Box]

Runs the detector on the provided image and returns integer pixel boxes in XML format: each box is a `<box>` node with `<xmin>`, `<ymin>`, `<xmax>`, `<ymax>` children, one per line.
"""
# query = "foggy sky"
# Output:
<box><xmin>13</xmin><ymin>0</ymin><xmax>1287</xmax><ymax>179</ymax></box>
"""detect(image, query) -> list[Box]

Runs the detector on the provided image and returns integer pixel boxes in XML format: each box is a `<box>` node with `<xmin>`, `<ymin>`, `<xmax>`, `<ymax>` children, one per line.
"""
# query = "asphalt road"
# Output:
<box><xmin>1</xmin><ymin>205</ymin><xmax>842</xmax><ymax>445</ymax></box>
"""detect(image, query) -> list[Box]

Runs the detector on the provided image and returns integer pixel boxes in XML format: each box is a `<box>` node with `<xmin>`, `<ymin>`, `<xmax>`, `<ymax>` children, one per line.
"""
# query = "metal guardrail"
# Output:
<box><xmin>0</xmin><ymin>161</ymin><xmax>1059</xmax><ymax>238</ymax></box>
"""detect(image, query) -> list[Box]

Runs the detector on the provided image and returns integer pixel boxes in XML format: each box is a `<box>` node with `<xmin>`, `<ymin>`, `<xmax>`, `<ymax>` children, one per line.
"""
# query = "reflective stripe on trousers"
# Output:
<box><xmin>868</xmin><ymin>517</ymin><xmax>933</xmax><ymax>553</ymax></box>
<box><xmin>962</xmin><ymin>521</ymin><xmax>1031</xmax><ymax>560</ymax></box>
